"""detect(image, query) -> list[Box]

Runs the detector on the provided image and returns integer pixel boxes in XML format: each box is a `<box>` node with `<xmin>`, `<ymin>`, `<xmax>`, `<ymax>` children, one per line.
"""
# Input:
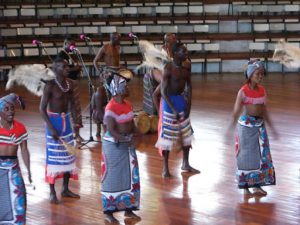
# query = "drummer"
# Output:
<box><xmin>92</xmin><ymin>32</ymin><xmax>121</xmax><ymax>138</ymax></box>
<box><xmin>93</xmin><ymin>32</ymin><xmax>121</xmax><ymax>75</ymax></box>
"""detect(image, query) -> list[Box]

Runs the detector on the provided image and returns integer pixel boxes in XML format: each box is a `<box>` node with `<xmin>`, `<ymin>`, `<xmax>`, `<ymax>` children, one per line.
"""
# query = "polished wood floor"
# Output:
<box><xmin>1</xmin><ymin>73</ymin><xmax>300</xmax><ymax>225</ymax></box>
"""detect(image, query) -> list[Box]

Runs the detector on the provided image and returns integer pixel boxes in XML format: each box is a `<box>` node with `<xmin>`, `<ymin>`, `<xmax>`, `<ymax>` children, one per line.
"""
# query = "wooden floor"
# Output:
<box><xmin>1</xmin><ymin>73</ymin><xmax>300</xmax><ymax>225</ymax></box>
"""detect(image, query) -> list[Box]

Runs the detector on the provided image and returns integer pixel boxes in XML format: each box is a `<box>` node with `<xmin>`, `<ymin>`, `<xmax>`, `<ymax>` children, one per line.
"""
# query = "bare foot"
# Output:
<box><xmin>243</xmin><ymin>188</ymin><xmax>252</xmax><ymax>195</ymax></box>
<box><xmin>124</xmin><ymin>210</ymin><xmax>141</xmax><ymax>221</ymax></box>
<box><xmin>50</xmin><ymin>193</ymin><xmax>60</xmax><ymax>204</ymax></box>
<box><xmin>75</xmin><ymin>135</ymin><xmax>84</xmax><ymax>143</ymax></box>
<box><xmin>61</xmin><ymin>190</ymin><xmax>80</xmax><ymax>198</ymax></box>
<box><xmin>162</xmin><ymin>170</ymin><xmax>172</xmax><ymax>178</ymax></box>
<box><xmin>181</xmin><ymin>165</ymin><xmax>200</xmax><ymax>173</ymax></box>
<box><xmin>104</xmin><ymin>213</ymin><xmax>119</xmax><ymax>224</ymax></box>
<box><xmin>253</xmin><ymin>187</ymin><xmax>267</xmax><ymax>196</ymax></box>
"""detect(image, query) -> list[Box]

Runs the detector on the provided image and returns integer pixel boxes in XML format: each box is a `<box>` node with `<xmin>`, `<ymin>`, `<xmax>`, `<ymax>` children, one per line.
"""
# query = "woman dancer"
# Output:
<box><xmin>101</xmin><ymin>75</ymin><xmax>140</xmax><ymax>223</ymax></box>
<box><xmin>228</xmin><ymin>59</ymin><xmax>277</xmax><ymax>195</ymax></box>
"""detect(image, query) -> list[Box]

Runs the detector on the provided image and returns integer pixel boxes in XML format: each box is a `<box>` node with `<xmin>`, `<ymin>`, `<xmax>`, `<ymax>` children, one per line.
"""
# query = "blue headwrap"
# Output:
<box><xmin>245</xmin><ymin>60</ymin><xmax>265</xmax><ymax>79</ymax></box>
<box><xmin>106</xmin><ymin>75</ymin><xmax>128</xmax><ymax>97</ymax></box>
<box><xmin>0</xmin><ymin>93</ymin><xmax>25</xmax><ymax>112</ymax></box>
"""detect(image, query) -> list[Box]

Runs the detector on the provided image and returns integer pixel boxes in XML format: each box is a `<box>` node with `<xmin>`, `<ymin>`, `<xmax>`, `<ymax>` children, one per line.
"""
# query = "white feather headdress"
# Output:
<box><xmin>6</xmin><ymin>64</ymin><xmax>55</xmax><ymax>96</ymax></box>
<box><xmin>136</xmin><ymin>40</ymin><xmax>172</xmax><ymax>73</ymax></box>
<box><xmin>273</xmin><ymin>39</ymin><xmax>300</xmax><ymax>68</ymax></box>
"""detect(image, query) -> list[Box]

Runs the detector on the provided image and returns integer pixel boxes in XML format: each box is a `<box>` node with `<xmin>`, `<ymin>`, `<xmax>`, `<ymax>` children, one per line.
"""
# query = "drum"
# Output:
<box><xmin>100</xmin><ymin>66</ymin><xmax>133</xmax><ymax>78</ymax></box>
<box><xmin>149</xmin><ymin>115</ymin><xmax>159</xmax><ymax>133</ymax></box>
<box><xmin>134</xmin><ymin>111</ymin><xmax>151</xmax><ymax>134</ymax></box>
<box><xmin>118</xmin><ymin>68</ymin><xmax>133</xmax><ymax>80</ymax></box>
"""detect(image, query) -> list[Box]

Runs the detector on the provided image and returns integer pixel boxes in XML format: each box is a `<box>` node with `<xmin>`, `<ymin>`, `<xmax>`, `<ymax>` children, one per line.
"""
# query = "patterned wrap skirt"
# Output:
<box><xmin>236</xmin><ymin>115</ymin><xmax>276</xmax><ymax>188</ymax></box>
<box><xmin>101</xmin><ymin>139</ymin><xmax>140</xmax><ymax>213</ymax></box>
<box><xmin>0</xmin><ymin>158</ymin><xmax>26</xmax><ymax>225</ymax></box>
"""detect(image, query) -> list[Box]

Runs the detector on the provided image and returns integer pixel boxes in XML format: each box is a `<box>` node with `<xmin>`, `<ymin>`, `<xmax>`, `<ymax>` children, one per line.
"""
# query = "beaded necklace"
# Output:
<box><xmin>55</xmin><ymin>78</ymin><xmax>70</xmax><ymax>92</ymax></box>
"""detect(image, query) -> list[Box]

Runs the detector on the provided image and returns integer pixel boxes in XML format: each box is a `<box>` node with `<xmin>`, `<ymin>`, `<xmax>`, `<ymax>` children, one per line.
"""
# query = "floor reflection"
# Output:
<box><xmin>160</xmin><ymin>173</ymin><xmax>197</xmax><ymax>225</ymax></box>
<box><xmin>235</xmin><ymin>194</ymin><xmax>276</xmax><ymax>225</ymax></box>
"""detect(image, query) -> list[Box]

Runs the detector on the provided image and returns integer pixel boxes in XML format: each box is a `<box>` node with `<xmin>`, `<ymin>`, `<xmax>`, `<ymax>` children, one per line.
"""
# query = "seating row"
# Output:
<box><xmin>1</xmin><ymin>3</ymin><xmax>299</xmax><ymax>19</ymax></box>
<box><xmin>1</xmin><ymin>21</ymin><xmax>300</xmax><ymax>41</ymax></box>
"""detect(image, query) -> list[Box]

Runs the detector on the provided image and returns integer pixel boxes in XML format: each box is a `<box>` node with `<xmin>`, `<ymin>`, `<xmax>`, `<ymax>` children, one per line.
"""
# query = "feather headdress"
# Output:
<box><xmin>6</xmin><ymin>64</ymin><xmax>55</xmax><ymax>96</ymax></box>
<box><xmin>273</xmin><ymin>39</ymin><xmax>300</xmax><ymax>68</ymax></box>
<box><xmin>135</xmin><ymin>40</ymin><xmax>172</xmax><ymax>73</ymax></box>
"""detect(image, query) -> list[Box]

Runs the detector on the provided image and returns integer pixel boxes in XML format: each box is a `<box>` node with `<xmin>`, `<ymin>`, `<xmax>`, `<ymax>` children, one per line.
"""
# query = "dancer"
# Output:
<box><xmin>155</xmin><ymin>43</ymin><xmax>199</xmax><ymax>178</ymax></box>
<box><xmin>0</xmin><ymin>93</ymin><xmax>31</xmax><ymax>225</ymax></box>
<box><xmin>101</xmin><ymin>74</ymin><xmax>140</xmax><ymax>223</ymax></box>
<box><xmin>92</xmin><ymin>32</ymin><xmax>121</xmax><ymax>138</ymax></box>
<box><xmin>40</xmin><ymin>57</ymin><xmax>80</xmax><ymax>204</ymax></box>
<box><xmin>149</xmin><ymin>33</ymin><xmax>178</xmax><ymax>114</ymax></box>
<box><xmin>152</xmin><ymin>33</ymin><xmax>191</xmax><ymax>113</ymax></box>
<box><xmin>57</xmin><ymin>36</ymin><xmax>83</xmax><ymax>143</ymax></box>
<box><xmin>227</xmin><ymin>59</ymin><xmax>277</xmax><ymax>195</ymax></box>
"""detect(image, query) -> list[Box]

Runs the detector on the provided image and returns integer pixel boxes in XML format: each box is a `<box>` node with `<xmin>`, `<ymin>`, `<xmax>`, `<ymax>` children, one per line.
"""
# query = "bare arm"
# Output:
<box><xmin>226</xmin><ymin>89</ymin><xmax>243</xmax><ymax>134</ymax></box>
<box><xmin>39</xmin><ymin>82</ymin><xmax>59</xmax><ymax>140</ymax></box>
<box><xmin>263</xmin><ymin>106</ymin><xmax>278</xmax><ymax>138</ymax></box>
<box><xmin>185</xmin><ymin>70</ymin><xmax>192</xmax><ymax>117</ymax></box>
<box><xmin>225</xmin><ymin>89</ymin><xmax>243</xmax><ymax>140</ymax></box>
<box><xmin>93</xmin><ymin>87</ymin><xmax>106</xmax><ymax>121</ymax></box>
<box><xmin>106</xmin><ymin>116</ymin><xmax>122</xmax><ymax>142</ymax></box>
<box><xmin>93</xmin><ymin>45</ymin><xmax>105</xmax><ymax>72</ymax></box>
<box><xmin>20</xmin><ymin>140</ymin><xmax>32</xmax><ymax>183</ymax></box>
<box><xmin>230</xmin><ymin>89</ymin><xmax>244</xmax><ymax>127</ymax></box>
<box><xmin>161</xmin><ymin>63</ymin><xmax>179</xmax><ymax>118</ymax></box>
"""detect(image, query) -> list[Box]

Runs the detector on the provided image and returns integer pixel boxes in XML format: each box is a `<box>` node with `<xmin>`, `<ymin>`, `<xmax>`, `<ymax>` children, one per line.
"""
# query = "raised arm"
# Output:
<box><xmin>20</xmin><ymin>140</ymin><xmax>32</xmax><ymax>183</ymax></box>
<box><xmin>39</xmin><ymin>82</ymin><xmax>59</xmax><ymax>140</ymax></box>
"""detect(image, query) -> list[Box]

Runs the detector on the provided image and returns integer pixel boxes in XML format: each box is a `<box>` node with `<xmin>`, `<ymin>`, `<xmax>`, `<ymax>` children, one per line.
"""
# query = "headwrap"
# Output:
<box><xmin>0</xmin><ymin>93</ymin><xmax>25</xmax><ymax>112</ymax></box>
<box><xmin>245</xmin><ymin>59</ymin><xmax>265</xmax><ymax>79</ymax></box>
<box><xmin>106</xmin><ymin>75</ymin><xmax>128</xmax><ymax>97</ymax></box>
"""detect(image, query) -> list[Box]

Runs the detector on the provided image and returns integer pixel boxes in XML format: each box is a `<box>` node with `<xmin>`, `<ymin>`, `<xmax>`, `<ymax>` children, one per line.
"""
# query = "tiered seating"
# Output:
<box><xmin>1</xmin><ymin>0</ymin><xmax>300</xmax><ymax>75</ymax></box>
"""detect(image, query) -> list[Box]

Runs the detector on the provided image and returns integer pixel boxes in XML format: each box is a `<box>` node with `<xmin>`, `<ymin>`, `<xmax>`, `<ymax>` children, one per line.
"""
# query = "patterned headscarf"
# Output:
<box><xmin>106</xmin><ymin>75</ymin><xmax>128</xmax><ymax>97</ymax></box>
<box><xmin>0</xmin><ymin>93</ymin><xmax>25</xmax><ymax>112</ymax></box>
<box><xmin>245</xmin><ymin>59</ymin><xmax>265</xmax><ymax>79</ymax></box>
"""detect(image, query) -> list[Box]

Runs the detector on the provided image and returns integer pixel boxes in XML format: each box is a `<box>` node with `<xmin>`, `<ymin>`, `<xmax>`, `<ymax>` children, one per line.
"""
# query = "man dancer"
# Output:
<box><xmin>57</xmin><ymin>36</ymin><xmax>83</xmax><ymax>143</ymax></box>
<box><xmin>148</xmin><ymin>33</ymin><xmax>178</xmax><ymax>115</ymax></box>
<box><xmin>92</xmin><ymin>32</ymin><xmax>121</xmax><ymax>138</ymax></box>
<box><xmin>40</xmin><ymin>57</ymin><xmax>80</xmax><ymax>204</ymax></box>
<box><xmin>155</xmin><ymin>43</ymin><xmax>199</xmax><ymax>178</ymax></box>
<box><xmin>0</xmin><ymin>93</ymin><xmax>31</xmax><ymax>224</ymax></box>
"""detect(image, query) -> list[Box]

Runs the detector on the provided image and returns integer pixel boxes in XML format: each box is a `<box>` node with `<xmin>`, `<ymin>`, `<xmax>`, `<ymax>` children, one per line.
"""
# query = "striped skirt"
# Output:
<box><xmin>143</xmin><ymin>73</ymin><xmax>158</xmax><ymax>115</ymax></box>
<box><xmin>155</xmin><ymin>95</ymin><xmax>193</xmax><ymax>151</ymax></box>
<box><xmin>236</xmin><ymin>115</ymin><xmax>276</xmax><ymax>188</ymax></box>
<box><xmin>0</xmin><ymin>158</ymin><xmax>26</xmax><ymax>225</ymax></box>
<box><xmin>101</xmin><ymin>140</ymin><xmax>140</xmax><ymax>213</ymax></box>
<box><xmin>45</xmin><ymin>112</ymin><xmax>78</xmax><ymax>184</ymax></box>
